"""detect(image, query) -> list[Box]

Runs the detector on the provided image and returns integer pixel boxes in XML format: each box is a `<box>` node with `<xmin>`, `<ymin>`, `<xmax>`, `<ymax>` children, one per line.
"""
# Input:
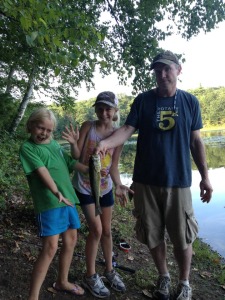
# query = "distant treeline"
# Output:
<box><xmin>188</xmin><ymin>86</ymin><xmax>225</xmax><ymax>128</ymax></box>
<box><xmin>1</xmin><ymin>87</ymin><xmax>225</xmax><ymax>136</ymax></box>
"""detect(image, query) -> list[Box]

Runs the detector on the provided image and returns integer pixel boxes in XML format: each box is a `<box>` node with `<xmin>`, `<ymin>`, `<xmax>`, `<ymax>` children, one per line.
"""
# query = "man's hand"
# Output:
<box><xmin>95</xmin><ymin>141</ymin><xmax>108</xmax><ymax>157</ymax></box>
<box><xmin>200</xmin><ymin>178</ymin><xmax>213</xmax><ymax>203</ymax></box>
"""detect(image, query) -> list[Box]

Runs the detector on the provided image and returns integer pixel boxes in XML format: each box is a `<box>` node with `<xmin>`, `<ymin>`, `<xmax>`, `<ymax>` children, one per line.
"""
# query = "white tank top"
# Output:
<box><xmin>73</xmin><ymin>121</ymin><xmax>115</xmax><ymax>196</ymax></box>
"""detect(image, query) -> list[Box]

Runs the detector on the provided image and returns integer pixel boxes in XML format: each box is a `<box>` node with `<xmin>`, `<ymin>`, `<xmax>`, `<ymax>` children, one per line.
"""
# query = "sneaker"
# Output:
<box><xmin>176</xmin><ymin>283</ymin><xmax>192</xmax><ymax>300</ymax></box>
<box><xmin>153</xmin><ymin>275</ymin><xmax>171</xmax><ymax>300</ymax></box>
<box><xmin>104</xmin><ymin>269</ymin><xmax>126</xmax><ymax>292</ymax></box>
<box><xmin>83</xmin><ymin>273</ymin><xmax>110</xmax><ymax>298</ymax></box>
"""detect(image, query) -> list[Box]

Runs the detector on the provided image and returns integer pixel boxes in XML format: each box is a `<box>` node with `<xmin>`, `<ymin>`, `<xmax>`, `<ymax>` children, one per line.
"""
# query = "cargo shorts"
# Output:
<box><xmin>133</xmin><ymin>182</ymin><xmax>198</xmax><ymax>250</ymax></box>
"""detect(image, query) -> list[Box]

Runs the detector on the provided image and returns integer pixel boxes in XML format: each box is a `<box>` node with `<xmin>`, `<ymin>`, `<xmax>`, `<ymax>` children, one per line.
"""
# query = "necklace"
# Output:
<box><xmin>154</xmin><ymin>89</ymin><xmax>179</xmax><ymax>131</ymax></box>
<box><xmin>172</xmin><ymin>89</ymin><xmax>178</xmax><ymax>116</ymax></box>
<box><xmin>156</xmin><ymin>88</ymin><xmax>178</xmax><ymax>115</ymax></box>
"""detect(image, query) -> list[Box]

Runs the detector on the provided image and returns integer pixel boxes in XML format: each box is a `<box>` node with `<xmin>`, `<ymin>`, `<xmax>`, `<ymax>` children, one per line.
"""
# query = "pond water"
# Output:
<box><xmin>120</xmin><ymin>130</ymin><xmax>225</xmax><ymax>258</ymax></box>
<box><xmin>191</xmin><ymin>169</ymin><xmax>225</xmax><ymax>258</ymax></box>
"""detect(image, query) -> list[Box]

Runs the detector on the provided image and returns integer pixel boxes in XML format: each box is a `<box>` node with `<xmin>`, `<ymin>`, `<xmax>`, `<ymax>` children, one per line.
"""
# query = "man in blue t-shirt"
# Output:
<box><xmin>96</xmin><ymin>50</ymin><xmax>213</xmax><ymax>300</ymax></box>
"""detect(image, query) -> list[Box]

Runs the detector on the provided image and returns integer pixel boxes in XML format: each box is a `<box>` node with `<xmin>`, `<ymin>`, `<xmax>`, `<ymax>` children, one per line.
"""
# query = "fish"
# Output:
<box><xmin>89</xmin><ymin>154</ymin><xmax>102</xmax><ymax>216</ymax></box>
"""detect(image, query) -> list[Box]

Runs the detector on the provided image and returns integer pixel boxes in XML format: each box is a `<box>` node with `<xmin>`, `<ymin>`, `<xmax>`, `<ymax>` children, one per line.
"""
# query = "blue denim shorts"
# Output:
<box><xmin>36</xmin><ymin>205</ymin><xmax>80</xmax><ymax>237</ymax></box>
<box><xmin>75</xmin><ymin>189</ymin><xmax>114</xmax><ymax>207</ymax></box>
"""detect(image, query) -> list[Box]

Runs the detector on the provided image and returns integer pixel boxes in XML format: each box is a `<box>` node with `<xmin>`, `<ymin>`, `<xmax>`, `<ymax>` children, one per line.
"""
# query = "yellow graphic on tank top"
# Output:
<box><xmin>100</xmin><ymin>152</ymin><xmax>112</xmax><ymax>191</ymax></box>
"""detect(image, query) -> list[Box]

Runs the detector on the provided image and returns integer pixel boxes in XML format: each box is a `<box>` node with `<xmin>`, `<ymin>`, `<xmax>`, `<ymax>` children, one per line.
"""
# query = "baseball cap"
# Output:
<box><xmin>92</xmin><ymin>91</ymin><xmax>118</xmax><ymax>108</ymax></box>
<box><xmin>150</xmin><ymin>50</ymin><xmax>180</xmax><ymax>70</ymax></box>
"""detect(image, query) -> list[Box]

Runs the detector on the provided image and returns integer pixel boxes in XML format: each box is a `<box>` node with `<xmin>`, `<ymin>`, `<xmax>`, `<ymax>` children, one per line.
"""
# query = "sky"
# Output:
<box><xmin>77</xmin><ymin>20</ymin><xmax>225</xmax><ymax>100</ymax></box>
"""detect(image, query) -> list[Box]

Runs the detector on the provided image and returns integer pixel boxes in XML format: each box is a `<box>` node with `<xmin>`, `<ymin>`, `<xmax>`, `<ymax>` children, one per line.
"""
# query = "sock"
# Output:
<box><xmin>160</xmin><ymin>273</ymin><xmax>170</xmax><ymax>278</ymax></box>
<box><xmin>179</xmin><ymin>279</ymin><xmax>189</xmax><ymax>286</ymax></box>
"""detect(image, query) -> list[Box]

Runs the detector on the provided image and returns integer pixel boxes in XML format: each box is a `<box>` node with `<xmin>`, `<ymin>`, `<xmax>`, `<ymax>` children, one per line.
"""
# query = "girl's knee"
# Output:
<box><xmin>101</xmin><ymin>228</ymin><xmax>112</xmax><ymax>239</ymax></box>
<box><xmin>70</xmin><ymin>235</ymin><xmax>78</xmax><ymax>248</ymax></box>
<box><xmin>42</xmin><ymin>243</ymin><xmax>58</xmax><ymax>258</ymax></box>
<box><xmin>42</xmin><ymin>237</ymin><xmax>58</xmax><ymax>258</ymax></box>
<box><xmin>63</xmin><ymin>229</ymin><xmax>77</xmax><ymax>246</ymax></box>
<box><xmin>90</xmin><ymin>226</ymin><xmax>102</xmax><ymax>239</ymax></box>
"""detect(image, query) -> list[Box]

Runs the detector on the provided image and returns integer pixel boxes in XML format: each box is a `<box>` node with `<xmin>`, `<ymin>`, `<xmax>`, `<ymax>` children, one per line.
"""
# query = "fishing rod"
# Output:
<box><xmin>75</xmin><ymin>253</ymin><xmax>135</xmax><ymax>274</ymax></box>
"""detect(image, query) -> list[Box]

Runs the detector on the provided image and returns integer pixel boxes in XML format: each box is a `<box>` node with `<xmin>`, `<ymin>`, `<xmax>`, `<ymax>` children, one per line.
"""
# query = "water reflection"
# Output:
<box><xmin>191</xmin><ymin>169</ymin><xmax>225</xmax><ymax>258</ymax></box>
<box><xmin>120</xmin><ymin>130</ymin><xmax>225</xmax><ymax>258</ymax></box>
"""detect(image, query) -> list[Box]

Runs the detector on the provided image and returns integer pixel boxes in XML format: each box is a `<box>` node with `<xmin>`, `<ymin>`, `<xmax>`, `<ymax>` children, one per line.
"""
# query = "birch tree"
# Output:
<box><xmin>0</xmin><ymin>0</ymin><xmax>225</xmax><ymax>132</ymax></box>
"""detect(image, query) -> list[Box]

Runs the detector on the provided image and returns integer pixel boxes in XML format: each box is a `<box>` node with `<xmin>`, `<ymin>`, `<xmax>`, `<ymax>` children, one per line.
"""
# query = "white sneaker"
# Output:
<box><xmin>104</xmin><ymin>269</ymin><xmax>126</xmax><ymax>292</ymax></box>
<box><xmin>83</xmin><ymin>273</ymin><xmax>110</xmax><ymax>298</ymax></box>
<box><xmin>176</xmin><ymin>283</ymin><xmax>192</xmax><ymax>300</ymax></box>
<box><xmin>153</xmin><ymin>275</ymin><xmax>171</xmax><ymax>299</ymax></box>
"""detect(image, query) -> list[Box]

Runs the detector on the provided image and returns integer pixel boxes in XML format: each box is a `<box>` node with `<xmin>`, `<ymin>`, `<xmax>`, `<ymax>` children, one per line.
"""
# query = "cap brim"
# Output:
<box><xmin>150</xmin><ymin>59</ymin><xmax>177</xmax><ymax>70</ymax></box>
<box><xmin>92</xmin><ymin>100</ymin><xmax>117</xmax><ymax>107</ymax></box>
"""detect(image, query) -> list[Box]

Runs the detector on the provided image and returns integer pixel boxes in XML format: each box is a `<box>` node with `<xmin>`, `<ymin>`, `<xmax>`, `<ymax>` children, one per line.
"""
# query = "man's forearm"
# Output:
<box><xmin>191</xmin><ymin>138</ymin><xmax>209</xmax><ymax>179</ymax></box>
<box><xmin>99</xmin><ymin>125</ymin><xmax>135</xmax><ymax>150</ymax></box>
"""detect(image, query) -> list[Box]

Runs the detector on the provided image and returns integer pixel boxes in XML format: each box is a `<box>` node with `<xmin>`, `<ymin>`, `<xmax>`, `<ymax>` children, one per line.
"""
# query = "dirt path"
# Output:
<box><xmin>0</xmin><ymin>203</ymin><xmax>225</xmax><ymax>300</ymax></box>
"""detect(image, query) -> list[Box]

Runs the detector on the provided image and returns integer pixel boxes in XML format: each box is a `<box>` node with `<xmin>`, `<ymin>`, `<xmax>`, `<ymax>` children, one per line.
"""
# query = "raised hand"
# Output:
<box><xmin>62</xmin><ymin>123</ymin><xmax>79</xmax><ymax>145</ymax></box>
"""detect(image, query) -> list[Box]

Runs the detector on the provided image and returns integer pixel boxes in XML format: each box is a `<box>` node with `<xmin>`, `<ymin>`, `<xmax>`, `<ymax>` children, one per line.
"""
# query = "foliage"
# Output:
<box><xmin>120</xmin><ymin>142</ymin><xmax>136</xmax><ymax>173</ymax></box>
<box><xmin>0</xmin><ymin>93</ymin><xmax>19</xmax><ymax>130</ymax></box>
<box><xmin>117</xmin><ymin>94</ymin><xmax>134</xmax><ymax>125</ymax></box>
<box><xmin>187</xmin><ymin>86</ymin><xmax>225</xmax><ymax>128</ymax></box>
<box><xmin>189</xmin><ymin>86</ymin><xmax>225</xmax><ymax>127</ymax></box>
<box><xmin>1</xmin><ymin>0</ymin><xmax>225</xmax><ymax>131</ymax></box>
<box><xmin>0</xmin><ymin>132</ymin><xmax>31</xmax><ymax>209</ymax></box>
<box><xmin>193</xmin><ymin>239</ymin><xmax>220</xmax><ymax>263</ymax></box>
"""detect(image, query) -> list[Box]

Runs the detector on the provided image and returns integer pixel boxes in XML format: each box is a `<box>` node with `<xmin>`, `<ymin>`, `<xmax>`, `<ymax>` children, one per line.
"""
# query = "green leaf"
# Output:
<box><xmin>39</xmin><ymin>18</ymin><xmax>48</xmax><ymax>28</ymax></box>
<box><xmin>31</xmin><ymin>31</ymin><xmax>38</xmax><ymax>42</ymax></box>
<box><xmin>52</xmin><ymin>37</ymin><xmax>62</xmax><ymax>47</ymax></box>
<box><xmin>25</xmin><ymin>35</ymin><xmax>33</xmax><ymax>46</ymax></box>
<box><xmin>54</xmin><ymin>68</ymin><xmax>60</xmax><ymax>76</ymax></box>
<box><xmin>100</xmin><ymin>60</ymin><xmax>108</xmax><ymax>68</ymax></box>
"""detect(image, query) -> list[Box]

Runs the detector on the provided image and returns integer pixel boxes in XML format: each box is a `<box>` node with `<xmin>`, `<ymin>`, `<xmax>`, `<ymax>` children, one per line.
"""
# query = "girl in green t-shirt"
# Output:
<box><xmin>20</xmin><ymin>108</ymin><xmax>86</xmax><ymax>299</ymax></box>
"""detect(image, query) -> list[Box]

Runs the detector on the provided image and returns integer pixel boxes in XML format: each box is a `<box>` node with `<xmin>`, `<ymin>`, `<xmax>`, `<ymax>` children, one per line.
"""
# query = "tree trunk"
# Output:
<box><xmin>5</xmin><ymin>66</ymin><xmax>15</xmax><ymax>94</ymax></box>
<box><xmin>9</xmin><ymin>67</ymin><xmax>36</xmax><ymax>134</ymax></box>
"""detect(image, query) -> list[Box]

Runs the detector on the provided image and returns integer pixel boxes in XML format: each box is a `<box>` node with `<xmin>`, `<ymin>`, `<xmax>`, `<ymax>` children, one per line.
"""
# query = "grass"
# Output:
<box><xmin>193</xmin><ymin>238</ymin><xmax>220</xmax><ymax>263</ymax></box>
<box><xmin>112</xmin><ymin>200</ymin><xmax>225</xmax><ymax>290</ymax></box>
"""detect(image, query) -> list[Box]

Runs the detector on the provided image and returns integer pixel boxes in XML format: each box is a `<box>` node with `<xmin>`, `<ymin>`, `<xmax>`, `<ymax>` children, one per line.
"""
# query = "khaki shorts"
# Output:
<box><xmin>133</xmin><ymin>182</ymin><xmax>198</xmax><ymax>250</ymax></box>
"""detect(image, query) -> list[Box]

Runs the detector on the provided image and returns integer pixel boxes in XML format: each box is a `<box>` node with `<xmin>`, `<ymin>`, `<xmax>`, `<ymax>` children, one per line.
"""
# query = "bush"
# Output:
<box><xmin>0</xmin><ymin>93</ymin><xmax>19</xmax><ymax>131</ymax></box>
<box><xmin>0</xmin><ymin>132</ymin><xmax>31</xmax><ymax>210</ymax></box>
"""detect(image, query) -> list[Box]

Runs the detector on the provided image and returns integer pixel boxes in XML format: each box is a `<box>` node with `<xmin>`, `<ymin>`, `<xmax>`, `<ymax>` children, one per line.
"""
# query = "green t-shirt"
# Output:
<box><xmin>19</xmin><ymin>139</ymin><xmax>79</xmax><ymax>213</ymax></box>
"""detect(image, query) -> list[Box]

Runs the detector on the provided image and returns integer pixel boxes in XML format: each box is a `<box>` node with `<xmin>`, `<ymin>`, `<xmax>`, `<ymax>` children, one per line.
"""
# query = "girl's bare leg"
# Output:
<box><xmin>56</xmin><ymin>229</ymin><xmax>77</xmax><ymax>288</ymax></box>
<box><xmin>54</xmin><ymin>228</ymin><xmax>84</xmax><ymax>294</ymax></box>
<box><xmin>82</xmin><ymin>204</ymin><xmax>102</xmax><ymax>277</ymax></box>
<box><xmin>100</xmin><ymin>206</ymin><xmax>113</xmax><ymax>272</ymax></box>
<box><xmin>28</xmin><ymin>235</ymin><xmax>59</xmax><ymax>300</ymax></box>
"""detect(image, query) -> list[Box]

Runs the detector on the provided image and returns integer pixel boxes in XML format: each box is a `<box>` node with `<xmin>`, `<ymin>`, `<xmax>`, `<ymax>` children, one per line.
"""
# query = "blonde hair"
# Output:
<box><xmin>26</xmin><ymin>108</ymin><xmax>57</xmax><ymax>133</ymax></box>
<box><xmin>113</xmin><ymin>110</ymin><xmax>120</xmax><ymax>128</ymax></box>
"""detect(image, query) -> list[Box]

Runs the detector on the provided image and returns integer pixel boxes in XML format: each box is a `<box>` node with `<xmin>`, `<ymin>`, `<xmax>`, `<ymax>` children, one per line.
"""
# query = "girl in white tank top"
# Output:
<box><xmin>62</xmin><ymin>91</ymin><xmax>133</xmax><ymax>297</ymax></box>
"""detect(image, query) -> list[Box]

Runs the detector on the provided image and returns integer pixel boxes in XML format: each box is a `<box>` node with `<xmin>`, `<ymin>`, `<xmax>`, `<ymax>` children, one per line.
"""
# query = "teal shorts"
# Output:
<box><xmin>36</xmin><ymin>205</ymin><xmax>80</xmax><ymax>237</ymax></box>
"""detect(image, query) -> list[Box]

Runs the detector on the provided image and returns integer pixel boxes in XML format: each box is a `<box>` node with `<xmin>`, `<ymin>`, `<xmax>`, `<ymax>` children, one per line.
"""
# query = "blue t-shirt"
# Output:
<box><xmin>125</xmin><ymin>89</ymin><xmax>203</xmax><ymax>187</ymax></box>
